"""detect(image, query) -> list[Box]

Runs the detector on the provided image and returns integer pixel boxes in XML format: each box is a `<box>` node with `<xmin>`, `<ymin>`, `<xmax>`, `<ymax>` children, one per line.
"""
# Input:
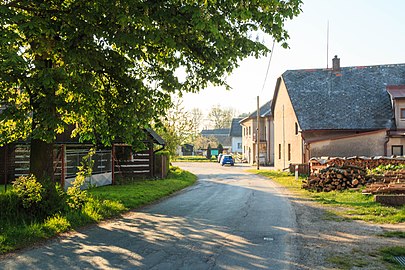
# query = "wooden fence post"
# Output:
<box><xmin>61</xmin><ymin>144</ymin><xmax>65</xmax><ymax>189</ymax></box>
<box><xmin>111</xmin><ymin>144</ymin><xmax>115</xmax><ymax>185</ymax></box>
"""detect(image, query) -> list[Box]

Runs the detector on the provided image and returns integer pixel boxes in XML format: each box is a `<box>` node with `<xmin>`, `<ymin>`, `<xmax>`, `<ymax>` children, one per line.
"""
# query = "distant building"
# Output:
<box><xmin>240</xmin><ymin>101</ymin><xmax>274</xmax><ymax>165</ymax></box>
<box><xmin>229</xmin><ymin>118</ymin><xmax>243</xmax><ymax>153</ymax></box>
<box><xmin>201</xmin><ymin>128</ymin><xmax>231</xmax><ymax>151</ymax></box>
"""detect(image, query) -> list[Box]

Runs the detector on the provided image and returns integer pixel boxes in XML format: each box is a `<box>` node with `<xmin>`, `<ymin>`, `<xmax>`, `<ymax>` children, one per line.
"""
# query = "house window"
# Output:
<box><xmin>237</xmin><ymin>143</ymin><xmax>242</xmax><ymax>149</ymax></box>
<box><xmin>392</xmin><ymin>145</ymin><xmax>403</xmax><ymax>156</ymax></box>
<box><xmin>278</xmin><ymin>144</ymin><xmax>281</xmax><ymax>159</ymax></box>
<box><xmin>288</xmin><ymin>144</ymin><xmax>291</xmax><ymax>161</ymax></box>
<box><xmin>295</xmin><ymin>122</ymin><xmax>299</xmax><ymax>135</ymax></box>
<box><xmin>249</xmin><ymin>126</ymin><xmax>251</xmax><ymax>135</ymax></box>
<box><xmin>401</xmin><ymin>108</ymin><xmax>405</xmax><ymax>120</ymax></box>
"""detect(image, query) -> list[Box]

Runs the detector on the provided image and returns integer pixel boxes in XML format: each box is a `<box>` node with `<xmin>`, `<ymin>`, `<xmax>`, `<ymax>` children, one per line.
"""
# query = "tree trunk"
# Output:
<box><xmin>30</xmin><ymin>138</ymin><xmax>54</xmax><ymax>183</ymax></box>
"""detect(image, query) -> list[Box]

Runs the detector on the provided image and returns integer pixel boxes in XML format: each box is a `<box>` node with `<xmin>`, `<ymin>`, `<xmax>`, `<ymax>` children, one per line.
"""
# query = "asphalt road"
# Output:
<box><xmin>1</xmin><ymin>162</ymin><xmax>298</xmax><ymax>270</ymax></box>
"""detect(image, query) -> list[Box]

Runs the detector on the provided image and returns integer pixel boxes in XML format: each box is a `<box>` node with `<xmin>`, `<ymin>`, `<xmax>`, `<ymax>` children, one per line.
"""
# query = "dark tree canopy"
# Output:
<box><xmin>0</xmin><ymin>0</ymin><xmax>302</xmax><ymax>178</ymax></box>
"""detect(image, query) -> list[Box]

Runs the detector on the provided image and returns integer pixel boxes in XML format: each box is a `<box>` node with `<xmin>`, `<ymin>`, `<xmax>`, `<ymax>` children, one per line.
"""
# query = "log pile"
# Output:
<box><xmin>362</xmin><ymin>183</ymin><xmax>405</xmax><ymax>195</ymax></box>
<box><xmin>380</xmin><ymin>170</ymin><xmax>405</xmax><ymax>183</ymax></box>
<box><xmin>303</xmin><ymin>165</ymin><xmax>367</xmax><ymax>192</ymax></box>
<box><xmin>310</xmin><ymin>156</ymin><xmax>405</xmax><ymax>173</ymax></box>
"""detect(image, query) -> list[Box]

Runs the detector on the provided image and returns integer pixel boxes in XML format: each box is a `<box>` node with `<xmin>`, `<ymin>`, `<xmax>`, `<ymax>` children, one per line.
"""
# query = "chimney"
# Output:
<box><xmin>332</xmin><ymin>55</ymin><xmax>340</xmax><ymax>71</ymax></box>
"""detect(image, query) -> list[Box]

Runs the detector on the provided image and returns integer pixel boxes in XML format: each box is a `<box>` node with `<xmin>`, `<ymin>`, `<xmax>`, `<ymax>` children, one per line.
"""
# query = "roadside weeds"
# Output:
<box><xmin>248</xmin><ymin>169</ymin><xmax>405</xmax><ymax>270</ymax></box>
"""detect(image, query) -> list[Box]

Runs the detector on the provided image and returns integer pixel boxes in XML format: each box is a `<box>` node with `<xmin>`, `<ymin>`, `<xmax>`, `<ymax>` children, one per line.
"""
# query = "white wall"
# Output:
<box><xmin>231</xmin><ymin>137</ymin><xmax>242</xmax><ymax>153</ymax></box>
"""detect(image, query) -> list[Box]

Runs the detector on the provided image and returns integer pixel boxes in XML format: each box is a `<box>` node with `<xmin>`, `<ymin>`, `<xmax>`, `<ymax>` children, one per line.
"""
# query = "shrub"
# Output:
<box><xmin>43</xmin><ymin>214</ymin><xmax>71</xmax><ymax>234</ymax></box>
<box><xmin>12</xmin><ymin>175</ymin><xmax>44</xmax><ymax>209</ymax></box>
<box><xmin>0</xmin><ymin>191</ymin><xmax>21</xmax><ymax>224</ymax></box>
<box><xmin>66</xmin><ymin>148</ymin><xmax>94</xmax><ymax>209</ymax></box>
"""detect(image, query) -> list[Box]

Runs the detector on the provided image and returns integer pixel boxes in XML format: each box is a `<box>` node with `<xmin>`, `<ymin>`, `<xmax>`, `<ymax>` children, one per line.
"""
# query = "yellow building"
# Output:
<box><xmin>240</xmin><ymin>101</ymin><xmax>274</xmax><ymax>165</ymax></box>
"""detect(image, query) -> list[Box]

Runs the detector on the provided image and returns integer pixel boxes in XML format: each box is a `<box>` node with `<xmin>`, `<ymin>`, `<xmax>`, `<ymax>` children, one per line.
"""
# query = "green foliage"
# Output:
<box><xmin>207</xmin><ymin>144</ymin><xmax>212</xmax><ymax>159</ymax></box>
<box><xmin>82</xmin><ymin>197</ymin><xmax>126</xmax><ymax>221</ymax></box>
<box><xmin>12</xmin><ymin>175</ymin><xmax>44</xmax><ymax>209</ymax></box>
<box><xmin>66</xmin><ymin>148</ymin><xmax>95</xmax><ymax>209</ymax></box>
<box><xmin>217</xmin><ymin>144</ymin><xmax>223</xmax><ymax>154</ymax></box>
<box><xmin>89</xmin><ymin>166</ymin><xmax>196</xmax><ymax>209</ymax></box>
<box><xmin>43</xmin><ymin>214</ymin><xmax>71</xmax><ymax>234</ymax></box>
<box><xmin>369</xmin><ymin>164</ymin><xmax>405</xmax><ymax>175</ymax></box>
<box><xmin>0</xmin><ymin>0</ymin><xmax>302</xmax><ymax>149</ymax></box>
<box><xmin>1</xmin><ymin>166</ymin><xmax>196</xmax><ymax>254</ymax></box>
<box><xmin>0</xmin><ymin>190</ymin><xmax>22</xmax><ymax>224</ymax></box>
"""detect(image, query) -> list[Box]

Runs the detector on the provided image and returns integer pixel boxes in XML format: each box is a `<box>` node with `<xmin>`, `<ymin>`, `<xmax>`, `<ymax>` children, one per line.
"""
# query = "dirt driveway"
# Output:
<box><xmin>264</xmin><ymin>170</ymin><xmax>405</xmax><ymax>269</ymax></box>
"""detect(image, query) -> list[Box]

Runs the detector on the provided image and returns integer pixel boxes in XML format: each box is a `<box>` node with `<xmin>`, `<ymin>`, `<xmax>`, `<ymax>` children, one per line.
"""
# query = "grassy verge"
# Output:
<box><xmin>249</xmin><ymin>170</ymin><xmax>405</xmax><ymax>224</ymax></box>
<box><xmin>0</xmin><ymin>167</ymin><xmax>196</xmax><ymax>254</ymax></box>
<box><xmin>379</xmin><ymin>246</ymin><xmax>405</xmax><ymax>270</ymax></box>
<box><xmin>173</xmin><ymin>156</ymin><xmax>217</xmax><ymax>162</ymax></box>
<box><xmin>89</xmin><ymin>166</ymin><xmax>197</xmax><ymax>209</ymax></box>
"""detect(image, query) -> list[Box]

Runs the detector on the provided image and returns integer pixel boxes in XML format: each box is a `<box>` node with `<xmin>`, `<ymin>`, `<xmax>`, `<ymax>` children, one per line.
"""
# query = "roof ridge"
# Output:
<box><xmin>285</xmin><ymin>63</ymin><xmax>405</xmax><ymax>73</ymax></box>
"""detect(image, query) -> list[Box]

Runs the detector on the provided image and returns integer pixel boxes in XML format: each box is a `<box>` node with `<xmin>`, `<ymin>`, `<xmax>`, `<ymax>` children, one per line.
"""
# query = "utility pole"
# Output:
<box><xmin>257</xmin><ymin>96</ymin><xmax>260</xmax><ymax>170</ymax></box>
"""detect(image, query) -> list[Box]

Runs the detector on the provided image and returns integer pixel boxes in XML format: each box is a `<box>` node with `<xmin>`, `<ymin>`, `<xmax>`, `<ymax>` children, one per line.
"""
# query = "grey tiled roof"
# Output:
<box><xmin>282</xmin><ymin>64</ymin><xmax>405</xmax><ymax>131</ymax></box>
<box><xmin>248</xmin><ymin>100</ymin><xmax>272</xmax><ymax>118</ymax></box>
<box><xmin>201</xmin><ymin>129</ymin><xmax>230</xmax><ymax>136</ymax></box>
<box><xmin>229</xmin><ymin>118</ymin><xmax>243</xmax><ymax>137</ymax></box>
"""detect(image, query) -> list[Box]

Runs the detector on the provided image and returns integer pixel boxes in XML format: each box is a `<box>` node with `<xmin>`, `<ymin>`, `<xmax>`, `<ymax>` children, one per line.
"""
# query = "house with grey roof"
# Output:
<box><xmin>230</xmin><ymin>118</ymin><xmax>243</xmax><ymax>153</ymax></box>
<box><xmin>240</xmin><ymin>100</ymin><xmax>274</xmax><ymax>165</ymax></box>
<box><xmin>200</xmin><ymin>128</ymin><xmax>232</xmax><ymax>151</ymax></box>
<box><xmin>271</xmin><ymin>56</ymin><xmax>405</xmax><ymax>169</ymax></box>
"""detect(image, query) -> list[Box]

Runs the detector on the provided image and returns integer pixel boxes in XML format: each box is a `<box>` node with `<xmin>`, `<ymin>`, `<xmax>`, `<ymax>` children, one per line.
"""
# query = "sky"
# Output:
<box><xmin>181</xmin><ymin>0</ymin><xmax>405</xmax><ymax>118</ymax></box>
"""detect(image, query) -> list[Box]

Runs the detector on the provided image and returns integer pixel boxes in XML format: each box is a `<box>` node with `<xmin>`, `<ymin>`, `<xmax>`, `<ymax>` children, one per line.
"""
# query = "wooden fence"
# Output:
<box><xmin>0</xmin><ymin>143</ymin><xmax>167</xmax><ymax>188</ymax></box>
<box><xmin>112</xmin><ymin>145</ymin><xmax>153</xmax><ymax>180</ymax></box>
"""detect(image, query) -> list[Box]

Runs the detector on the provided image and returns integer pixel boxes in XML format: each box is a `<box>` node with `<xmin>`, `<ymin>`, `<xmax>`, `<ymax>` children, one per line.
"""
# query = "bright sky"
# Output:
<box><xmin>181</xmin><ymin>0</ymin><xmax>405</xmax><ymax>116</ymax></box>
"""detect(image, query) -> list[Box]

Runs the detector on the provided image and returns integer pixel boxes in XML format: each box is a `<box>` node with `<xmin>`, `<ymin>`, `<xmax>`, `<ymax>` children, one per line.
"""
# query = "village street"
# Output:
<box><xmin>0</xmin><ymin>162</ymin><xmax>299</xmax><ymax>270</ymax></box>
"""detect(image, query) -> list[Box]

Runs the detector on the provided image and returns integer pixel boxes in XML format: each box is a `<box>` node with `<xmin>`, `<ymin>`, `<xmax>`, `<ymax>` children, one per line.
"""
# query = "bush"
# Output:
<box><xmin>0</xmin><ymin>191</ymin><xmax>22</xmax><ymax>224</ymax></box>
<box><xmin>12</xmin><ymin>175</ymin><xmax>44</xmax><ymax>209</ymax></box>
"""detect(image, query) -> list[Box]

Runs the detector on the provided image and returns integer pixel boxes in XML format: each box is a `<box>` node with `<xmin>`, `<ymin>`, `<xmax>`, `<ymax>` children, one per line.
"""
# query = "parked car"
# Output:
<box><xmin>220</xmin><ymin>155</ymin><xmax>234</xmax><ymax>166</ymax></box>
<box><xmin>217</xmin><ymin>153</ymin><xmax>223</xmax><ymax>163</ymax></box>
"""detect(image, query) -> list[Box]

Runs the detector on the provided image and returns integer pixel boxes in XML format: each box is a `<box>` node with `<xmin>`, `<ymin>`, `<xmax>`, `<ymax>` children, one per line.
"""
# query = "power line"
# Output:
<box><xmin>260</xmin><ymin>40</ymin><xmax>276</xmax><ymax>95</ymax></box>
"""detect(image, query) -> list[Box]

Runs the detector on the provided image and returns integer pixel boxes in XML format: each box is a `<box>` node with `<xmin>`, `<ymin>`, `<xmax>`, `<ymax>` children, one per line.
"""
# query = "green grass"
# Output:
<box><xmin>89</xmin><ymin>166</ymin><xmax>197</xmax><ymax>209</ymax></box>
<box><xmin>379</xmin><ymin>231</ymin><xmax>405</xmax><ymax>238</ymax></box>
<box><xmin>326</xmin><ymin>255</ymin><xmax>368</xmax><ymax>270</ymax></box>
<box><xmin>173</xmin><ymin>156</ymin><xmax>217</xmax><ymax>162</ymax></box>
<box><xmin>0</xmin><ymin>185</ymin><xmax>12</xmax><ymax>193</ymax></box>
<box><xmin>379</xmin><ymin>246</ymin><xmax>405</xmax><ymax>269</ymax></box>
<box><xmin>251</xmin><ymin>170</ymin><xmax>405</xmax><ymax>224</ymax></box>
<box><xmin>0</xmin><ymin>167</ymin><xmax>196</xmax><ymax>254</ymax></box>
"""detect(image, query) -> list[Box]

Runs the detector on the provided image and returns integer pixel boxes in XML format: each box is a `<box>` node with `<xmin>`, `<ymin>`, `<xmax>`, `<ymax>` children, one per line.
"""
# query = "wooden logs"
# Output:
<box><xmin>302</xmin><ymin>165</ymin><xmax>367</xmax><ymax>192</ymax></box>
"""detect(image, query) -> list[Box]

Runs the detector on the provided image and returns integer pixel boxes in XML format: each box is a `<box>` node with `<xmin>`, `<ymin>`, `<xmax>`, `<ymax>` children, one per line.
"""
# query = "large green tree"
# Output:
<box><xmin>0</xmin><ymin>0</ymin><xmax>302</xmax><ymax>181</ymax></box>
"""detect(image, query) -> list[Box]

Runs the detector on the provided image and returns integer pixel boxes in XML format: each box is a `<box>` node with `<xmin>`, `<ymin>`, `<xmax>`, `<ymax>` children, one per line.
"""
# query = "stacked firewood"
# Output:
<box><xmin>310</xmin><ymin>156</ymin><xmax>405</xmax><ymax>173</ymax></box>
<box><xmin>362</xmin><ymin>183</ymin><xmax>405</xmax><ymax>195</ymax></box>
<box><xmin>302</xmin><ymin>165</ymin><xmax>367</xmax><ymax>192</ymax></box>
<box><xmin>362</xmin><ymin>169</ymin><xmax>405</xmax><ymax>195</ymax></box>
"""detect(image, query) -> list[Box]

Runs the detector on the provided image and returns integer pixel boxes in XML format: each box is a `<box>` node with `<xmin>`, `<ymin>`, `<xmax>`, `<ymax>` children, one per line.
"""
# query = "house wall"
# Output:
<box><xmin>309</xmin><ymin>130</ymin><xmax>387</xmax><ymax>157</ymax></box>
<box><xmin>241</xmin><ymin>117</ymin><xmax>272</xmax><ymax>164</ymax></box>
<box><xmin>242</xmin><ymin>119</ymin><xmax>253</xmax><ymax>163</ymax></box>
<box><xmin>273</xmin><ymin>79</ymin><xmax>303</xmax><ymax>169</ymax></box>
<box><xmin>394</xmin><ymin>99</ymin><xmax>405</xmax><ymax>129</ymax></box>
<box><xmin>231</xmin><ymin>137</ymin><xmax>242</xmax><ymax>153</ymax></box>
<box><xmin>387</xmin><ymin>137</ymin><xmax>405</xmax><ymax>156</ymax></box>
<box><xmin>266</xmin><ymin>117</ymin><xmax>274</xmax><ymax>165</ymax></box>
